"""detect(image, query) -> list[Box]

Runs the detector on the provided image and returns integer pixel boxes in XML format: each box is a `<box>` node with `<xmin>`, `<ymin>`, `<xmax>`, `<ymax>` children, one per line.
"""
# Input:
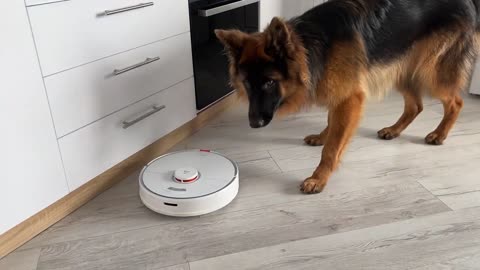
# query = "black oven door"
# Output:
<box><xmin>189</xmin><ymin>0</ymin><xmax>259</xmax><ymax>111</ymax></box>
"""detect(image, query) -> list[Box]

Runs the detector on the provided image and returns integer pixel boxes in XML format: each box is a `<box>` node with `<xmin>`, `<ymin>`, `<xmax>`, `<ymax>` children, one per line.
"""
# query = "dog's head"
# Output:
<box><xmin>215</xmin><ymin>17</ymin><xmax>310</xmax><ymax>128</ymax></box>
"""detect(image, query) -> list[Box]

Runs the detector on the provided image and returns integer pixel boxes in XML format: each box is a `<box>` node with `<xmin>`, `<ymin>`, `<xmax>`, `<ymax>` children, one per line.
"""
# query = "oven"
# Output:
<box><xmin>189</xmin><ymin>0</ymin><xmax>260</xmax><ymax>111</ymax></box>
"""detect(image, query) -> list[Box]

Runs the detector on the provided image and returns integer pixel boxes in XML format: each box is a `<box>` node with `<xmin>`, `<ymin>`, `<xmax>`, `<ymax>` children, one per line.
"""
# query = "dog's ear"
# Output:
<box><xmin>265</xmin><ymin>17</ymin><xmax>295</xmax><ymax>59</ymax></box>
<box><xmin>215</xmin><ymin>29</ymin><xmax>248</xmax><ymax>61</ymax></box>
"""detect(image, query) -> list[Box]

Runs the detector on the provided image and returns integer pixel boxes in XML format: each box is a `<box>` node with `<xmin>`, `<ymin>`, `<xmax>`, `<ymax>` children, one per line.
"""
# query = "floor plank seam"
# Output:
<box><xmin>267</xmin><ymin>151</ymin><xmax>284</xmax><ymax>173</ymax></box>
<box><xmin>26</xmin><ymin>192</ymin><xmax>339</xmax><ymax>250</ymax></box>
<box><xmin>237</xmin><ymin>157</ymin><xmax>274</xmax><ymax>164</ymax></box>
<box><xmin>185</xmin><ymin>210</ymin><xmax>454</xmax><ymax>268</ymax></box>
<box><xmin>23</xmin><ymin>220</ymin><xmax>184</xmax><ymax>251</ymax></box>
<box><xmin>416</xmin><ymin>180</ymin><xmax>455</xmax><ymax>212</ymax></box>
<box><xmin>437</xmin><ymin>189</ymin><xmax>480</xmax><ymax>197</ymax></box>
<box><xmin>33</xmin><ymin>249</ymin><xmax>40</xmax><ymax>270</ymax></box>
<box><xmin>31</xmin><ymin>183</ymin><xmax>439</xmax><ymax>265</ymax></box>
<box><xmin>183</xmin><ymin>205</ymin><xmax>451</xmax><ymax>267</ymax></box>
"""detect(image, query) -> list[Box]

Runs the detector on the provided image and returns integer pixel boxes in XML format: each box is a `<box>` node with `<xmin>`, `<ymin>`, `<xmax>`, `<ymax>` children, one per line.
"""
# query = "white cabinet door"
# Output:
<box><xmin>469</xmin><ymin>61</ymin><xmax>480</xmax><ymax>95</ymax></box>
<box><xmin>0</xmin><ymin>1</ymin><xmax>68</xmax><ymax>234</ymax></box>
<box><xmin>260</xmin><ymin>0</ymin><xmax>314</xmax><ymax>29</ymax></box>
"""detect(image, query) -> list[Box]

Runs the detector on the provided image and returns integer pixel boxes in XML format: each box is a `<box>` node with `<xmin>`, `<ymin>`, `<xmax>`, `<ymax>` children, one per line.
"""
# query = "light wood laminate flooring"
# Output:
<box><xmin>2</xmin><ymin>93</ymin><xmax>480</xmax><ymax>270</ymax></box>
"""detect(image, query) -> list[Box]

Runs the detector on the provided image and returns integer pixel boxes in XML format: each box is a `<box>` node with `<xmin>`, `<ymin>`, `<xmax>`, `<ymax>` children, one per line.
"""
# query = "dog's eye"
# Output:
<box><xmin>262</xmin><ymin>80</ymin><xmax>275</xmax><ymax>90</ymax></box>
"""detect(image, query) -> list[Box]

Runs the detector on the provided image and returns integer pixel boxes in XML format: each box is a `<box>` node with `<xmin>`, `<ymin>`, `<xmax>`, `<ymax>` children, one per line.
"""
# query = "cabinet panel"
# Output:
<box><xmin>0</xmin><ymin>0</ymin><xmax>68</xmax><ymax>234</ymax></box>
<box><xmin>58</xmin><ymin>79</ymin><xmax>196</xmax><ymax>191</ymax></box>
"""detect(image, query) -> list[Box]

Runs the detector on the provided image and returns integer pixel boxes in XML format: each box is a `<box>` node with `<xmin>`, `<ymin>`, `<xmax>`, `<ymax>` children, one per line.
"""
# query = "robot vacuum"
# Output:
<box><xmin>139</xmin><ymin>150</ymin><xmax>239</xmax><ymax>217</ymax></box>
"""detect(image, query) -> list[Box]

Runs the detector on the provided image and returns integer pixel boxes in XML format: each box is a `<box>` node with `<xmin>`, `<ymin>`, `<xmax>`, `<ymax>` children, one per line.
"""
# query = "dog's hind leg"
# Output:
<box><xmin>425</xmin><ymin>93</ymin><xmax>463</xmax><ymax>145</ymax></box>
<box><xmin>377</xmin><ymin>86</ymin><xmax>423</xmax><ymax>140</ymax></box>
<box><xmin>424</xmin><ymin>34</ymin><xmax>474</xmax><ymax>145</ymax></box>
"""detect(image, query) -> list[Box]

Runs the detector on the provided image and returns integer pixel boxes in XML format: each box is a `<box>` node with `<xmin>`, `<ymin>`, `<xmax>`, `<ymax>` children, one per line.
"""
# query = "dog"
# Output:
<box><xmin>215</xmin><ymin>0</ymin><xmax>480</xmax><ymax>194</ymax></box>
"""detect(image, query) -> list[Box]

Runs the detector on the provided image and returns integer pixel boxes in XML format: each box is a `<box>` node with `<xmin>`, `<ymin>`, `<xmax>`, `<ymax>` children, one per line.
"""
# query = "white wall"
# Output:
<box><xmin>260</xmin><ymin>0</ymin><xmax>314</xmax><ymax>29</ymax></box>
<box><xmin>259</xmin><ymin>0</ymin><xmax>326</xmax><ymax>29</ymax></box>
<box><xmin>260</xmin><ymin>0</ymin><xmax>283</xmax><ymax>29</ymax></box>
<box><xmin>470</xmin><ymin>62</ymin><xmax>480</xmax><ymax>95</ymax></box>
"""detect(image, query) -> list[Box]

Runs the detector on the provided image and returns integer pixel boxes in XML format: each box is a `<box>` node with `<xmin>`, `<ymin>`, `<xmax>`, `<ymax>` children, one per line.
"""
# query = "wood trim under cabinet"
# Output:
<box><xmin>0</xmin><ymin>92</ymin><xmax>238</xmax><ymax>259</ymax></box>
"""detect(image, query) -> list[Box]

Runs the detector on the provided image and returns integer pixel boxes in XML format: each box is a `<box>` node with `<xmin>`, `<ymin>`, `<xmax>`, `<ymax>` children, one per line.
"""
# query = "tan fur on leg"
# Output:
<box><xmin>301</xmin><ymin>91</ymin><xmax>365</xmax><ymax>193</ymax></box>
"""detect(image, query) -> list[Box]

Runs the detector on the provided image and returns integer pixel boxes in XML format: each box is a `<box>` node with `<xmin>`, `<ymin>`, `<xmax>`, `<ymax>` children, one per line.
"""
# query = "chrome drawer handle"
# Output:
<box><xmin>113</xmin><ymin>57</ymin><xmax>160</xmax><ymax>76</ymax></box>
<box><xmin>122</xmin><ymin>105</ymin><xmax>165</xmax><ymax>129</ymax></box>
<box><xmin>104</xmin><ymin>2</ymin><xmax>154</xmax><ymax>16</ymax></box>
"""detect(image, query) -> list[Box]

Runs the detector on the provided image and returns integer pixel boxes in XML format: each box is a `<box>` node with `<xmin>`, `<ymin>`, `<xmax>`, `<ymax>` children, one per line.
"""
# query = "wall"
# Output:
<box><xmin>260</xmin><ymin>0</ymin><xmax>317</xmax><ymax>29</ymax></box>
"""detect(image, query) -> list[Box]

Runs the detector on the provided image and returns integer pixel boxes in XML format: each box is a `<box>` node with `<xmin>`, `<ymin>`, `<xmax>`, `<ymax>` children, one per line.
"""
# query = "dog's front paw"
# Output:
<box><xmin>377</xmin><ymin>127</ymin><xmax>400</xmax><ymax>140</ymax></box>
<box><xmin>304</xmin><ymin>134</ymin><xmax>326</xmax><ymax>146</ymax></box>
<box><xmin>300</xmin><ymin>178</ymin><xmax>326</xmax><ymax>194</ymax></box>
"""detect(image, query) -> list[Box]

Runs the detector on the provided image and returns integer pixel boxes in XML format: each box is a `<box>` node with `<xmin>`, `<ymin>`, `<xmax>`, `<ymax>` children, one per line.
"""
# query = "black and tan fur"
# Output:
<box><xmin>215</xmin><ymin>0</ymin><xmax>480</xmax><ymax>193</ymax></box>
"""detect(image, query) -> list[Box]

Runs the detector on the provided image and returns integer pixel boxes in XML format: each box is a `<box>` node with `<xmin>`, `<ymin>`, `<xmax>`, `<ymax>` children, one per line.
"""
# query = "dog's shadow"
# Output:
<box><xmin>222</xmin><ymin>117</ymin><xmax>327</xmax><ymax>147</ymax></box>
<box><xmin>356</xmin><ymin>127</ymin><xmax>426</xmax><ymax>145</ymax></box>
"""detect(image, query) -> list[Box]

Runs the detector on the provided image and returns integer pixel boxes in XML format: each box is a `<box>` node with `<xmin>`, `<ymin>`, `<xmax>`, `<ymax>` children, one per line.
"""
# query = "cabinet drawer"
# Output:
<box><xmin>46</xmin><ymin>33</ymin><xmax>193</xmax><ymax>138</ymax></box>
<box><xmin>58</xmin><ymin>78</ymin><xmax>196</xmax><ymax>190</ymax></box>
<box><xmin>27</xmin><ymin>0</ymin><xmax>190</xmax><ymax>76</ymax></box>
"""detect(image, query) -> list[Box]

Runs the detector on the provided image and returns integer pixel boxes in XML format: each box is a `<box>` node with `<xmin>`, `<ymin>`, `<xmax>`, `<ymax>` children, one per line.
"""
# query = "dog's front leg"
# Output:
<box><xmin>301</xmin><ymin>91</ymin><xmax>365</xmax><ymax>194</ymax></box>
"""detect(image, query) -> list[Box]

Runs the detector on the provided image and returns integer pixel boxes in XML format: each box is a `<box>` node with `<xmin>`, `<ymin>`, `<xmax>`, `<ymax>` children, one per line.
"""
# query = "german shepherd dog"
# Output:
<box><xmin>215</xmin><ymin>0</ymin><xmax>480</xmax><ymax>194</ymax></box>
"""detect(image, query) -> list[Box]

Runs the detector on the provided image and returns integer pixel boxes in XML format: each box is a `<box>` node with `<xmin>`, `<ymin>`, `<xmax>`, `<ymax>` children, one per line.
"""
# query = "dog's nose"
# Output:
<box><xmin>250</xmin><ymin>119</ymin><xmax>265</xmax><ymax>128</ymax></box>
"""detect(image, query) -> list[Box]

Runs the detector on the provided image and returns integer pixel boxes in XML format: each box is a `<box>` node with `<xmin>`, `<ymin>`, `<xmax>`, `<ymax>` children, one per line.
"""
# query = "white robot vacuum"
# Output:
<box><xmin>139</xmin><ymin>150</ymin><xmax>239</xmax><ymax>217</ymax></box>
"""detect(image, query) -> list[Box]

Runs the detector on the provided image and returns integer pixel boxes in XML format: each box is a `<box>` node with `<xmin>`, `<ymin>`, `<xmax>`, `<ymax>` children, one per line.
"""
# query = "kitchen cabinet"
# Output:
<box><xmin>1</xmin><ymin>0</ymin><xmax>195</xmax><ymax>235</ymax></box>
<box><xmin>0</xmin><ymin>0</ymin><xmax>68</xmax><ymax>234</ymax></box>
<box><xmin>27</xmin><ymin>0</ymin><xmax>190</xmax><ymax>76</ymax></box>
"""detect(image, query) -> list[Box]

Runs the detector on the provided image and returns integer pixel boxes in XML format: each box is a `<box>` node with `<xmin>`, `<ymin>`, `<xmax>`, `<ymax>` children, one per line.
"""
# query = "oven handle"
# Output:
<box><xmin>198</xmin><ymin>0</ymin><xmax>259</xmax><ymax>17</ymax></box>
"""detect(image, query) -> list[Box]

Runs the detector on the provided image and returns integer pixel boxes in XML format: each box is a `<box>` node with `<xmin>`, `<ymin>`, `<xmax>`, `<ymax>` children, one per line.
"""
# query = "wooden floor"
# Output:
<box><xmin>2</xmin><ymin>93</ymin><xmax>480</xmax><ymax>270</ymax></box>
